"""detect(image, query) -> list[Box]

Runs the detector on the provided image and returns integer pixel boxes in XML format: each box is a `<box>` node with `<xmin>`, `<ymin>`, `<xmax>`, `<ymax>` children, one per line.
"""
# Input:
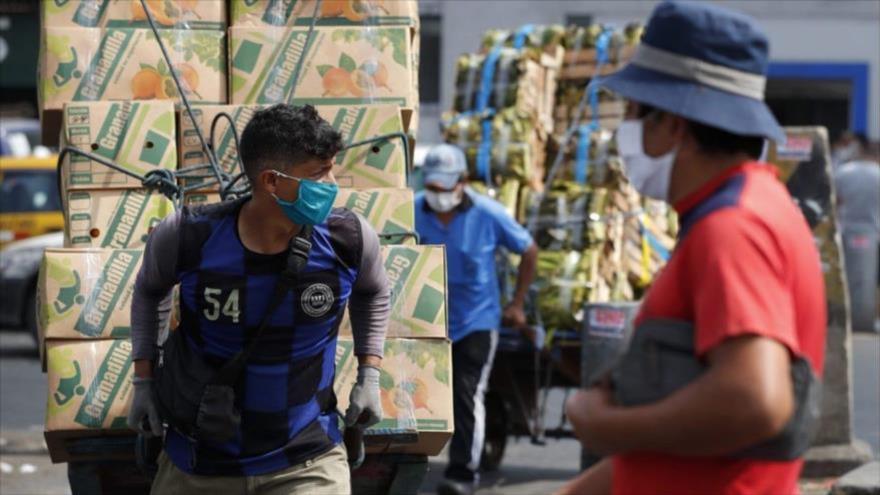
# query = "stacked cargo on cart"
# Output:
<box><xmin>520</xmin><ymin>23</ymin><xmax>676</xmax><ymax>339</ymax></box>
<box><xmin>435</xmin><ymin>23</ymin><xmax>678</xmax><ymax>471</ymax></box>
<box><xmin>36</xmin><ymin>1</ymin><xmax>227</xmax><ymax>472</ymax></box>
<box><xmin>442</xmin><ymin>25</ymin><xmax>565</xmax><ymax>207</ymax></box>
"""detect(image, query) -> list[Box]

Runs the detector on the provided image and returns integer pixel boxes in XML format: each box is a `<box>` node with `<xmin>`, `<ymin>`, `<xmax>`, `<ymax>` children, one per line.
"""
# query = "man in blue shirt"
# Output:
<box><xmin>415</xmin><ymin>144</ymin><xmax>537</xmax><ymax>495</ymax></box>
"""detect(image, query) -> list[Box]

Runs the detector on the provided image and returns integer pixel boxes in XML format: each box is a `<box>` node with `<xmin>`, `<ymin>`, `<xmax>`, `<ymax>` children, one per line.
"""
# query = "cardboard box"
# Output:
<box><xmin>60</xmin><ymin>100</ymin><xmax>177</xmax><ymax>190</ymax></box>
<box><xmin>45</xmin><ymin>339</ymin><xmax>134</xmax><ymax>462</ymax></box>
<box><xmin>37</xmin><ymin>248</ymin><xmax>142</xmax><ymax>344</ymax></box>
<box><xmin>335</xmin><ymin>188</ymin><xmax>415</xmax><ymax>244</ymax></box>
<box><xmin>64</xmin><ymin>189</ymin><xmax>175</xmax><ymax>249</ymax></box>
<box><xmin>41</xmin><ymin>0</ymin><xmax>226</xmax><ymax>30</ymax></box>
<box><xmin>178</xmin><ymin>104</ymin><xmax>408</xmax><ymax>190</ymax></box>
<box><xmin>177</xmin><ymin>104</ymin><xmax>261</xmax><ymax>191</ymax></box>
<box><xmin>339</xmin><ymin>245</ymin><xmax>447</xmax><ymax>338</ymax></box>
<box><xmin>335</xmin><ymin>337</ymin><xmax>453</xmax><ymax>455</ymax></box>
<box><xmin>40</xmin><ymin>27</ymin><xmax>226</xmax><ymax>119</ymax></box>
<box><xmin>229</xmin><ymin>26</ymin><xmax>414</xmax><ymax>108</ymax></box>
<box><xmin>230</xmin><ymin>0</ymin><xmax>417</xmax><ymax>27</ymax></box>
<box><xmin>323</xmin><ymin>104</ymin><xmax>410</xmax><ymax>188</ymax></box>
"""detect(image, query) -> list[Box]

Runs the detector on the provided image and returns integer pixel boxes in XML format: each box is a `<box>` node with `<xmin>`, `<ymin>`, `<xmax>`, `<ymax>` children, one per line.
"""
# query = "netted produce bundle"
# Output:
<box><xmin>481</xmin><ymin>25</ymin><xmax>566</xmax><ymax>53</ymax></box>
<box><xmin>442</xmin><ymin>109</ymin><xmax>546</xmax><ymax>189</ymax></box>
<box><xmin>621</xmin><ymin>211</ymin><xmax>675</xmax><ymax>290</ymax></box>
<box><xmin>554</xmin><ymin>86</ymin><xmax>625</xmax><ymax>135</ymax></box>
<box><xmin>544</xmin><ymin>128</ymin><xmax>619</xmax><ymax>185</ymax></box>
<box><xmin>479</xmin><ymin>25</ymin><xmax>566</xmax><ymax>63</ymax></box>
<box><xmin>468</xmin><ymin>179</ymin><xmax>523</xmax><ymax>220</ymax></box>
<box><xmin>526</xmin><ymin>181</ymin><xmax>592</xmax><ymax>251</ymax></box>
<box><xmin>533</xmin><ymin>250</ymin><xmax>594</xmax><ymax>329</ymax></box>
<box><xmin>452</xmin><ymin>50</ymin><xmax>557</xmax><ymax>132</ymax></box>
<box><xmin>560</xmin><ymin>23</ymin><xmax>642</xmax><ymax>81</ymax></box>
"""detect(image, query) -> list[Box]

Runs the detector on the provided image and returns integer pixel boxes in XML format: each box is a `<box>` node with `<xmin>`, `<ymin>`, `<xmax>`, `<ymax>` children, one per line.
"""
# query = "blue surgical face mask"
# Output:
<box><xmin>271</xmin><ymin>170</ymin><xmax>339</xmax><ymax>226</ymax></box>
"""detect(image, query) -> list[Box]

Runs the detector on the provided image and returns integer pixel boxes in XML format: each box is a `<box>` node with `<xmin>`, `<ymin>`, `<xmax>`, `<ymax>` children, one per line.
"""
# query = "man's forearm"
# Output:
<box><xmin>576</xmin><ymin>359</ymin><xmax>792</xmax><ymax>456</ymax></box>
<box><xmin>512</xmin><ymin>243</ymin><xmax>538</xmax><ymax>305</ymax></box>
<box><xmin>134</xmin><ymin>359</ymin><xmax>153</xmax><ymax>378</ymax></box>
<box><xmin>357</xmin><ymin>354</ymin><xmax>382</xmax><ymax>368</ymax></box>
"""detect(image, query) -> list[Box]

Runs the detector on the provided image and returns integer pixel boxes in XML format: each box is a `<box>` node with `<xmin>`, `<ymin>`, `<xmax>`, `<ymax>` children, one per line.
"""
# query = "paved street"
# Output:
<box><xmin>1</xmin><ymin>330</ymin><xmax>877</xmax><ymax>494</ymax></box>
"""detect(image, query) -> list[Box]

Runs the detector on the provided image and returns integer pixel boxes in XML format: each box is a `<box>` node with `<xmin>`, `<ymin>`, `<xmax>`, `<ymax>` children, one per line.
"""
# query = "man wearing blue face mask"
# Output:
<box><xmin>415</xmin><ymin>144</ymin><xmax>538</xmax><ymax>495</ymax></box>
<box><xmin>559</xmin><ymin>3</ymin><xmax>826</xmax><ymax>495</ymax></box>
<box><xmin>127</xmin><ymin>104</ymin><xmax>389</xmax><ymax>494</ymax></box>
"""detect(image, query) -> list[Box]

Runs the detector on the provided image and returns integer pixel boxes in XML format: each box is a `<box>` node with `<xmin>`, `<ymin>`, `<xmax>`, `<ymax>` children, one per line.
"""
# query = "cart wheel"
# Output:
<box><xmin>480</xmin><ymin>391</ymin><xmax>507</xmax><ymax>472</ymax></box>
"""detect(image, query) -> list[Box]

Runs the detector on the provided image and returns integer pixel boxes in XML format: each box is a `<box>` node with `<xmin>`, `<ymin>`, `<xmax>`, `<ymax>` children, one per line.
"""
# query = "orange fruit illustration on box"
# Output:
<box><xmin>319</xmin><ymin>54</ymin><xmax>389</xmax><ymax>98</ymax></box>
<box><xmin>378</xmin><ymin>369</ymin><xmax>432</xmax><ymax>419</ymax></box>
<box><xmin>322</xmin><ymin>67</ymin><xmax>353</xmax><ymax>97</ymax></box>
<box><xmin>131</xmin><ymin>68</ymin><xmax>162</xmax><ymax>99</ymax></box>
<box><xmin>131</xmin><ymin>0</ymin><xmax>177</xmax><ymax>26</ymax></box>
<box><xmin>381</xmin><ymin>388</ymin><xmax>398</xmax><ymax>417</ymax></box>
<box><xmin>132</xmin><ymin>61</ymin><xmax>199</xmax><ymax>100</ymax></box>
<box><xmin>320</xmin><ymin>0</ymin><xmax>389</xmax><ymax>22</ymax></box>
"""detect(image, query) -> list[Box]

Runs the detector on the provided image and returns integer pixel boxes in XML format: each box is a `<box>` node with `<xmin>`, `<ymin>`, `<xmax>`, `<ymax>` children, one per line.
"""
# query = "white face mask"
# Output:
<box><xmin>615</xmin><ymin>119</ymin><xmax>677</xmax><ymax>201</ymax></box>
<box><xmin>425</xmin><ymin>189</ymin><xmax>462</xmax><ymax>213</ymax></box>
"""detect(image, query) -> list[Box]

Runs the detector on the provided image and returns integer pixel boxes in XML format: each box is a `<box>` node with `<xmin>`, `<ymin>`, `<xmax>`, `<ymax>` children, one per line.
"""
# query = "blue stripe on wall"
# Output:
<box><xmin>767</xmin><ymin>62</ymin><xmax>870</xmax><ymax>135</ymax></box>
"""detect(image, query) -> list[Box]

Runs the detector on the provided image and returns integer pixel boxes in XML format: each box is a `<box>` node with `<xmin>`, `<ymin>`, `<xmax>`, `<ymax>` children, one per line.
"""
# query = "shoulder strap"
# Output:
<box><xmin>213</xmin><ymin>225</ymin><xmax>314</xmax><ymax>385</ymax></box>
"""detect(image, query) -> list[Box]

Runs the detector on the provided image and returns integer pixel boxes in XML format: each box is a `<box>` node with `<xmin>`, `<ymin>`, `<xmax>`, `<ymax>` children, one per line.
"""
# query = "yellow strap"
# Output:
<box><xmin>640</xmin><ymin>215</ymin><xmax>652</xmax><ymax>285</ymax></box>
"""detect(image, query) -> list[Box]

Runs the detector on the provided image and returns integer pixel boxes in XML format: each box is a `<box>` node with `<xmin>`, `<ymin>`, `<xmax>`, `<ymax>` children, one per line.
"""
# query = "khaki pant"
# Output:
<box><xmin>151</xmin><ymin>444</ymin><xmax>351</xmax><ymax>495</ymax></box>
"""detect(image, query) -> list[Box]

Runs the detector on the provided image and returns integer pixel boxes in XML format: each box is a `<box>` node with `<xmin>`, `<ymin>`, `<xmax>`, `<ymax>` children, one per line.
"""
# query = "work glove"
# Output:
<box><xmin>344</xmin><ymin>365</ymin><xmax>383</xmax><ymax>428</ymax></box>
<box><xmin>127</xmin><ymin>377</ymin><xmax>163</xmax><ymax>437</ymax></box>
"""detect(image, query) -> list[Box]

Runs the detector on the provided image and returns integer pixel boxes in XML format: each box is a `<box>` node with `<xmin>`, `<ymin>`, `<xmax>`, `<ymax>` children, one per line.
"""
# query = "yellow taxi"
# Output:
<box><xmin>0</xmin><ymin>155</ymin><xmax>64</xmax><ymax>248</ymax></box>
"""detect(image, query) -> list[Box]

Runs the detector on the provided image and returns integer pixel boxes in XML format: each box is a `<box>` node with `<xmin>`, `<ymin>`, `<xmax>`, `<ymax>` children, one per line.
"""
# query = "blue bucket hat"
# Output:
<box><xmin>422</xmin><ymin>144</ymin><xmax>467</xmax><ymax>189</ymax></box>
<box><xmin>601</xmin><ymin>1</ymin><xmax>785</xmax><ymax>143</ymax></box>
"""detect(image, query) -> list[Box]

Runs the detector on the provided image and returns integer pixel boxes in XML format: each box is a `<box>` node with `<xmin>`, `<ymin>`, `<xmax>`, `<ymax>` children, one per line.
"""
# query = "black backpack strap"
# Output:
<box><xmin>213</xmin><ymin>225</ymin><xmax>314</xmax><ymax>385</ymax></box>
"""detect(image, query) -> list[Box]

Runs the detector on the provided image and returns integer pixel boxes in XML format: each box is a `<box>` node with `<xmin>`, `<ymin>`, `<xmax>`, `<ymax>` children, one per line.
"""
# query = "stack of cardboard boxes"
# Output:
<box><xmin>38</xmin><ymin>0</ymin><xmax>451</xmax><ymax>463</ymax></box>
<box><xmin>38</xmin><ymin>0</ymin><xmax>228</xmax><ymax>146</ymax></box>
<box><xmin>38</xmin><ymin>0</ymin><xmax>208</xmax><ymax>460</ymax></box>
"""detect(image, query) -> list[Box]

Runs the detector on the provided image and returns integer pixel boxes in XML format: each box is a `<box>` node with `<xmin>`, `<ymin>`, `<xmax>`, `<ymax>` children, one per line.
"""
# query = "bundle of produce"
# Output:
<box><xmin>468</xmin><ymin>179</ymin><xmax>522</xmax><ymax>220</ymax></box>
<box><xmin>452</xmin><ymin>50</ymin><xmax>556</xmax><ymax>133</ymax></box>
<box><xmin>520</xmin><ymin>181</ymin><xmax>593</xmax><ymax>251</ymax></box>
<box><xmin>479</xmin><ymin>25</ymin><xmax>566</xmax><ymax>64</ymax></box>
<box><xmin>560</xmin><ymin>23</ymin><xmax>642</xmax><ymax>81</ymax></box>
<box><xmin>621</xmin><ymin>211</ymin><xmax>675</xmax><ymax>290</ymax></box>
<box><xmin>442</xmin><ymin>109</ymin><xmax>545</xmax><ymax>189</ymax></box>
<box><xmin>553</xmin><ymin>86</ymin><xmax>625</xmax><ymax>135</ymax></box>
<box><xmin>544</xmin><ymin>128</ymin><xmax>618</xmax><ymax>185</ymax></box>
<box><xmin>533</xmin><ymin>250</ymin><xmax>593</xmax><ymax>329</ymax></box>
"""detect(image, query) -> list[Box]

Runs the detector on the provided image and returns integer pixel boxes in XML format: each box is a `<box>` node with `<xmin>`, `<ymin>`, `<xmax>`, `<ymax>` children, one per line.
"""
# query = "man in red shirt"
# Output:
<box><xmin>560</xmin><ymin>2</ymin><xmax>826</xmax><ymax>495</ymax></box>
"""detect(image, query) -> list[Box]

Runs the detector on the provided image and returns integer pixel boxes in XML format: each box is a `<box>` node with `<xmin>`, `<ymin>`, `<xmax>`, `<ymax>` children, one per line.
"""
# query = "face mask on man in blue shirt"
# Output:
<box><xmin>425</xmin><ymin>189</ymin><xmax>463</xmax><ymax>213</ymax></box>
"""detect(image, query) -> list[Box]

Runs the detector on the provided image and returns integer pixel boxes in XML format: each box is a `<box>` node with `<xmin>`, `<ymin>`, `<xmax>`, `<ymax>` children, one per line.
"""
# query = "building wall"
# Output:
<box><xmin>417</xmin><ymin>0</ymin><xmax>880</xmax><ymax>145</ymax></box>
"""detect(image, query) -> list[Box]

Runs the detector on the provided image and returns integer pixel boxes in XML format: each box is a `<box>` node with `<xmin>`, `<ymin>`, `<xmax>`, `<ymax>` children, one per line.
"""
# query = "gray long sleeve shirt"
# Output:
<box><xmin>130</xmin><ymin>207</ymin><xmax>390</xmax><ymax>361</ymax></box>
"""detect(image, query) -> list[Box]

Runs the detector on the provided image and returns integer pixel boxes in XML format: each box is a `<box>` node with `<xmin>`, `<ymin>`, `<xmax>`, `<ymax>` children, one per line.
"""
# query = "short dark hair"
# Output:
<box><xmin>239</xmin><ymin>104</ymin><xmax>343</xmax><ymax>182</ymax></box>
<box><xmin>638</xmin><ymin>104</ymin><xmax>764</xmax><ymax>159</ymax></box>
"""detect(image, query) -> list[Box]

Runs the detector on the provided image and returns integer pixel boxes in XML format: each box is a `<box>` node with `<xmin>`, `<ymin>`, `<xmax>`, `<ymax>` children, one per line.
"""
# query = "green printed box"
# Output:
<box><xmin>178</xmin><ymin>104</ymin><xmax>408</xmax><ymax>189</ymax></box>
<box><xmin>44</xmin><ymin>339</ymin><xmax>134</xmax><ymax>462</ymax></box>
<box><xmin>177</xmin><ymin>105</ymin><xmax>263</xmax><ymax>191</ymax></box>
<box><xmin>64</xmin><ymin>189</ymin><xmax>175</xmax><ymax>249</ymax></box>
<box><xmin>322</xmin><ymin>104</ymin><xmax>409</xmax><ymax>188</ymax></box>
<box><xmin>60</xmin><ymin>100</ymin><xmax>177</xmax><ymax>190</ymax></box>
<box><xmin>229</xmin><ymin>26</ymin><xmax>414</xmax><ymax>108</ymax></box>
<box><xmin>335</xmin><ymin>188</ymin><xmax>414</xmax><ymax>244</ymax></box>
<box><xmin>37</xmin><ymin>248</ymin><xmax>143</xmax><ymax>345</ymax></box>
<box><xmin>339</xmin><ymin>245</ymin><xmax>447</xmax><ymax>338</ymax></box>
<box><xmin>230</xmin><ymin>0</ymin><xmax>417</xmax><ymax>27</ymax></box>
<box><xmin>40</xmin><ymin>27</ymin><xmax>226</xmax><ymax>113</ymax></box>
<box><xmin>41</xmin><ymin>0</ymin><xmax>226</xmax><ymax>30</ymax></box>
<box><xmin>335</xmin><ymin>337</ymin><xmax>452</xmax><ymax>456</ymax></box>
